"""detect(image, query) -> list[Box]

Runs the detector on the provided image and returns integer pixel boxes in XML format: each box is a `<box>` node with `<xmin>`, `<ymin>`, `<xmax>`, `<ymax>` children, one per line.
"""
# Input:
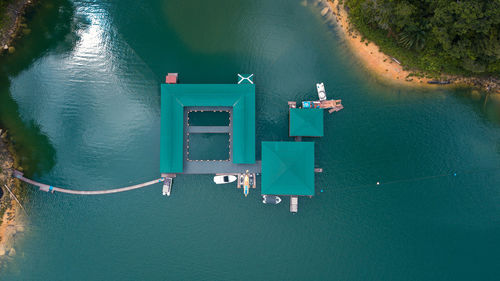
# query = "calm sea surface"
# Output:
<box><xmin>1</xmin><ymin>0</ymin><xmax>500</xmax><ymax>280</ymax></box>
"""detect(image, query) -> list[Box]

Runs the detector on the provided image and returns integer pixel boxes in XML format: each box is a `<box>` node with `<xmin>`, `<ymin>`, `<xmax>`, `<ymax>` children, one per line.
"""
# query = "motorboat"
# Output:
<box><xmin>213</xmin><ymin>175</ymin><xmax>237</xmax><ymax>184</ymax></box>
<box><xmin>262</xmin><ymin>195</ymin><xmax>282</xmax><ymax>204</ymax></box>
<box><xmin>316</xmin><ymin>82</ymin><xmax>327</xmax><ymax>101</ymax></box>
<box><xmin>427</xmin><ymin>80</ymin><xmax>451</xmax><ymax>85</ymax></box>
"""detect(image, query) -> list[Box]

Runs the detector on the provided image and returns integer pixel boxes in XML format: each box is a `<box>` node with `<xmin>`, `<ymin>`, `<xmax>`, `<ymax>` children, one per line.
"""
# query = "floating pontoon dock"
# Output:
<box><xmin>13</xmin><ymin>74</ymin><xmax>342</xmax><ymax>213</ymax></box>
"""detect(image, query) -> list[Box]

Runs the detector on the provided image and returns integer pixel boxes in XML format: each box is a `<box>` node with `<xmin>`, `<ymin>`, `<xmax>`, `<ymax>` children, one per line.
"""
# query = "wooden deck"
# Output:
<box><xmin>183</xmin><ymin>160</ymin><xmax>261</xmax><ymax>174</ymax></box>
<box><xmin>319</xmin><ymin>99</ymin><xmax>344</xmax><ymax>113</ymax></box>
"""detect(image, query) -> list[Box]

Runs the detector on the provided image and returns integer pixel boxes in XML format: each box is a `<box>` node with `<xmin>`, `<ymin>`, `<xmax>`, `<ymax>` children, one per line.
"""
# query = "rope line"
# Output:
<box><xmin>326</xmin><ymin>165</ymin><xmax>500</xmax><ymax>193</ymax></box>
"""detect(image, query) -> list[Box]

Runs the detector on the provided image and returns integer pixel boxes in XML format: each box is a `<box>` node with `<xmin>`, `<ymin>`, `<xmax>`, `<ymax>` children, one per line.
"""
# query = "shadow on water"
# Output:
<box><xmin>0</xmin><ymin>0</ymin><xmax>76</xmax><ymax>176</ymax></box>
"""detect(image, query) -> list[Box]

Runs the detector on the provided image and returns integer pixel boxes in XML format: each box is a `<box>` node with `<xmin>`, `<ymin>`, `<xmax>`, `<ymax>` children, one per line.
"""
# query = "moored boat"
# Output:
<box><xmin>213</xmin><ymin>175</ymin><xmax>237</xmax><ymax>184</ymax></box>
<box><xmin>427</xmin><ymin>80</ymin><xmax>451</xmax><ymax>85</ymax></box>
<box><xmin>316</xmin><ymin>82</ymin><xmax>327</xmax><ymax>101</ymax></box>
<box><xmin>262</xmin><ymin>195</ymin><xmax>282</xmax><ymax>204</ymax></box>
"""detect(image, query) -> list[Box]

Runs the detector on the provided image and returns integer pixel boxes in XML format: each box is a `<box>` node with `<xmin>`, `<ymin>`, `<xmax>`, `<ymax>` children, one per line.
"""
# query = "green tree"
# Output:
<box><xmin>345</xmin><ymin>0</ymin><xmax>500</xmax><ymax>75</ymax></box>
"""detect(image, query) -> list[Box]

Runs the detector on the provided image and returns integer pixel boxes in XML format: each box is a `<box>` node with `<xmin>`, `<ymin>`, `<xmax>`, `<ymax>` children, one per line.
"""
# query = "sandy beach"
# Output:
<box><xmin>320</xmin><ymin>0</ymin><xmax>436</xmax><ymax>87</ymax></box>
<box><xmin>318</xmin><ymin>0</ymin><xmax>500</xmax><ymax>93</ymax></box>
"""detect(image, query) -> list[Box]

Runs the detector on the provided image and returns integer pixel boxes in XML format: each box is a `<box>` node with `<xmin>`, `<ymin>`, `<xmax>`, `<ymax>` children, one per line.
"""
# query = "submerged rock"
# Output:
<box><xmin>8</xmin><ymin>47</ymin><xmax>15</xmax><ymax>54</ymax></box>
<box><xmin>16</xmin><ymin>225</ymin><xmax>25</xmax><ymax>232</ymax></box>
<box><xmin>8</xmin><ymin>248</ymin><xmax>16</xmax><ymax>257</ymax></box>
<box><xmin>470</xmin><ymin>90</ymin><xmax>481</xmax><ymax>101</ymax></box>
<box><xmin>0</xmin><ymin>246</ymin><xmax>5</xmax><ymax>256</ymax></box>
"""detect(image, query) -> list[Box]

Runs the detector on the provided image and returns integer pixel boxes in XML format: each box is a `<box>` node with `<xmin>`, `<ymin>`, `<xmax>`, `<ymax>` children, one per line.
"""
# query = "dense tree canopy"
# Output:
<box><xmin>345</xmin><ymin>0</ymin><xmax>500</xmax><ymax>75</ymax></box>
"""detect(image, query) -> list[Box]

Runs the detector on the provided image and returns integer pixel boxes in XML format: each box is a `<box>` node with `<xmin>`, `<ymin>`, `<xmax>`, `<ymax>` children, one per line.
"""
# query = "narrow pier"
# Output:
<box><xmin>13</xmin><ymin>170</ymin><xmax>164</xmax><ymax>195</ymax></box>
<box><xmin>290</xmin><ymin>196</ymin><xmax>298</xmax><ymax>213</ymax></box>
<box><xmin>187</xmin><ymin>126</ymin><xmax>230</xmax><ymax>133</ymax></box>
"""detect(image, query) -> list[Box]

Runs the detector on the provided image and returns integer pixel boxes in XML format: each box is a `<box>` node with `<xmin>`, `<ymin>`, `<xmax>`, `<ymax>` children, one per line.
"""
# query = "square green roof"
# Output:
<box><xmin>161</xmin><ymin>83</ymin><xmax>255</xmax><ymax>174</ymax></box>
<box><xmin>261</xmin><ymin>141</ymin><xmax>315</xmax><ymax>196</ymax></box>
<box><xmin>289</xmin><ymin>108</ymin><xmax>324</xmax><ymax>137</ymax></box>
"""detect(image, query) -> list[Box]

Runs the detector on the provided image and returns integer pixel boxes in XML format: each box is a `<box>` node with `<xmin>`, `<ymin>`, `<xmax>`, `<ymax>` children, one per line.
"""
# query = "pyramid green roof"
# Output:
<box><xmin>261</xmin><ymin>141</ymin><xmax>315</xmax><ymax>196</ymax></box>
<box><xmin>289</xmin><ymin>108</ymin><xmax>324</xmax><ymax>137</ymax></box>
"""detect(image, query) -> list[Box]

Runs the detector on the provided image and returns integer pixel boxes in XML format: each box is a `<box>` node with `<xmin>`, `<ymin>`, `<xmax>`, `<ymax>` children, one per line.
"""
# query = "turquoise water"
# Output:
<box><xmin>188</xmin><ymin>133</ymin><xmax>230</xmax><ymax>160</ymax></box>
<box><xmin>1</xmin><ymin>0</ymin><xmax>500</xmax><ymax>280</ymax></box>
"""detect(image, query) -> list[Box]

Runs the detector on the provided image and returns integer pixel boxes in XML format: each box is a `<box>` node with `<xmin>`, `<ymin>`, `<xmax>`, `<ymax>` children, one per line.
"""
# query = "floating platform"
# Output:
<box><xmin>12</xmin><ymin>74</ymin><xmax>340</xmax><ymax>214</ymax></box>
<box><xmin>162</xmin><ymin>177</ymin><xmax>173</xmax><ymax>196</ymax></box>
<box><xmin>319</xmin><ymin>100</ymin><xmax>344</xmax><ymax>113</ymax></box>
<box><xmin>290</xmin><ymin>196</ymin><xmax>298</xmax><ymax>213</ymax></box>
<box><xmin>183</xmin><ymin>161</ymin><xmax>261</xmax><ymax>174</ymax></box>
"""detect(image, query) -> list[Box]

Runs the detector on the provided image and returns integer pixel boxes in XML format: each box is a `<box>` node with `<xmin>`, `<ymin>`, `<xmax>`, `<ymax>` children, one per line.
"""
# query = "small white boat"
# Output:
<box><xmin>213</xmin><ymin>175</ymin><xmax>237</xmax><ymax>184</ymax></box>
<box><xmin>316</xmin><ymin>82</ymin><xmax>327</xmax><ymax>101</ymax></box>
<box><xmin>262</xmin><ymin>195</ymin><xmax>282</xmax><ymax>204</ymax></box>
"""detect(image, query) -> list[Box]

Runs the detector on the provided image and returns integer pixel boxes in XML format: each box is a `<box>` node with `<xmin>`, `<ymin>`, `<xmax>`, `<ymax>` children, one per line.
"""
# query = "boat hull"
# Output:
<box><xmin>262</xmin><ymin>195</ymin><xmax>282</xmax><ymax>204</ymax></box>
<box><xmin>213</xmin><ymin>175</ymin><xmax>237</xmax><ymax>184</ymax></box>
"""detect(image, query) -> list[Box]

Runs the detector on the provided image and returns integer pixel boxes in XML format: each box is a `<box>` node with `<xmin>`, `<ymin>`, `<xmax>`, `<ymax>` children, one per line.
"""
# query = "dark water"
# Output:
<box><xmin>1</xmin><ymin>0</ymin><xmax>500</xmax><ymax>280</ymax></box>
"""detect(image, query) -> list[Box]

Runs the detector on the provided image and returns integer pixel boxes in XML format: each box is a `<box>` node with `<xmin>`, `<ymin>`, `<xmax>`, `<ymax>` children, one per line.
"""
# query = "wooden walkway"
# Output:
<box><xmin>319</xmin><ymin>100</ymin><xmax>344</xmax><ymax>113</ymax></box>
<box><xmin>183</xmin><ymin>161</ymin><xmax>261</xmax><ymax>174</ymax></box>
<box><xmin>12</xmin><ymin>170</ymin><xmax>164</xmax><ymax>195</ymax></box>
<box><xmin>187</xmin><ymin>126</ymin><xmax>230</xmax><ymax>133</ymax></box>
<box><xmin>288</xmin><ymin>100</ymin><xmax>344</xmax><ymax>113</ymax></box>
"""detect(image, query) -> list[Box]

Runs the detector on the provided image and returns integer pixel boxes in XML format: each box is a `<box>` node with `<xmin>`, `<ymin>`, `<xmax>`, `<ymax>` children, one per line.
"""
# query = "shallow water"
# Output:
<box><xmin>1</xmin><ymin>0</ymin><xmax>500</xmax><ymax>280</ymax></box>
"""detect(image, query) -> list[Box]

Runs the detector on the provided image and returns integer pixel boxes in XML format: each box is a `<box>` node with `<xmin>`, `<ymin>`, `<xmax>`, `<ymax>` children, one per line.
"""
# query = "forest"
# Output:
<box><xmin>344</xmin><ymin>0</ymin><xmax>500</xmax><ymax>75</ymax></box>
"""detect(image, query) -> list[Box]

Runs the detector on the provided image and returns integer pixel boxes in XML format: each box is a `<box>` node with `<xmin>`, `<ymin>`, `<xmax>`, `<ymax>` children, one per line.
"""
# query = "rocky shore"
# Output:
<box><xmin>0</xmin><ymin>0</ymin><xmax>38</xmax><ymax>54</ymax></box>
<box><xmin>316</xmin><ymin>0</ymin><xmax>500</xmax><ymax>94</ymax></box>
<box><xmin>0</xmin><ymin>128</ymin><xmax>25</xmax><ymax>264</ymax></box>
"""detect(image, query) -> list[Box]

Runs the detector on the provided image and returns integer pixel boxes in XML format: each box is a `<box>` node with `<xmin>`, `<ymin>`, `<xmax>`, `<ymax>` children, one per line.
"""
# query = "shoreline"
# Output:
<box><xmin>319</xmin><ymin>0</ymin><xmax>500</xmax><ymax>94</ymax></box>
<box><xmin>0</xmin><ymin>129</ymin><xmax>25</xmax><ymax>261</ymax></box>
<box><xmin>0</xmin><ymin>0</ymin><xmax>38</xmax><ymax>53</ymax></box>
<box><xmin>0</xmin><ymin>0</ymin><xmax>41</xmax><ymax>263</ymax></box>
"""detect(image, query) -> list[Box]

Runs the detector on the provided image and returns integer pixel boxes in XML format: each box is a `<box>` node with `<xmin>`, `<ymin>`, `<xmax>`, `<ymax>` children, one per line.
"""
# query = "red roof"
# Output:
<box><xmin>165</xmin><ymin>73</ymin><xmax>178</xmax><ymax>84</ymax></box>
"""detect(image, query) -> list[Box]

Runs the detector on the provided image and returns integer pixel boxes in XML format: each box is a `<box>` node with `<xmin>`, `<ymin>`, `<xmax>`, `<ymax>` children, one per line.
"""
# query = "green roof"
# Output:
<box><xmin>289</xmin><ymin>108</ymin><xmax>324</xmax><ymax>137</ymax></box>
<box><xmin>261</xmin><ymin>141</ymin><xmax>315</xmax><ymax>196</ymax></box>
<box><xmin>161</xmin><ymin>84</ymin><xmax>255</xmax><ymax>173</ymax></box>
